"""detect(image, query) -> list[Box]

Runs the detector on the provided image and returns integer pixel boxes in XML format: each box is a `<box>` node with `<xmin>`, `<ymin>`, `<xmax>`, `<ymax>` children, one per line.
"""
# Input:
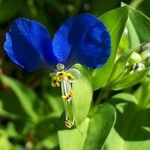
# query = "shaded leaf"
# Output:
<box><xmin>83</xmin><ymin>104</ymin><xmax>116</xmax><ymax>150</ymax></box>
<box><xmin>104</xmin><ymin>85</ymin><xmax>150</xmax><ymax>149</ymax></box>
<box><xmin>87</xmin><ymin>0</ymin><xmax>121</xmax><ymax>16</ymax></box>
<box><xmin>0</xmin><ymin>75</ymin><xmax>38</xmax><ymax>123</ymax></box>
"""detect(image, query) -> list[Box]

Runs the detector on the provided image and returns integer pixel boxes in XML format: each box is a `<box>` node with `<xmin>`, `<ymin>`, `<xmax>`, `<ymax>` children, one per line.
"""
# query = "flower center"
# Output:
<box><xmin>51</xmin><ymin>71</ymin><xmax>74</xmax><ymax>88</ymax></box>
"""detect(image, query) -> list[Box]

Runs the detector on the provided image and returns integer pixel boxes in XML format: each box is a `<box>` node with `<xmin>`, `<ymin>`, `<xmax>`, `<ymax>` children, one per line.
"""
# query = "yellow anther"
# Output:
<box><xmin>51</xmin><ymin>76</ymin><xmax>60</xmax><ymax>87</ymax></box>
<box><xmin>62</xmin><ymin>90</ymin><xmax>73</xmax><ymax>101</ymax></box>
<box><xmin>56</xmin><ymin>71</ymin><xmax>75</xmax><ymax>81</ymax></box>
<box><xmin>66</xmin><ymin>72</ymin><xmax>75</xmax><ymax>81</ymax></box>
<box><xmin>65</xmin><ymin>119</ymin><xmax>74</xmax><ymax>128</ymax></box>
<box><xmin>56</xmin><ymin>71</ymin><xmax>66</xmax><ymax>80</ymax></box>
<box><xmin>51</xmin><ymin>71</ymin><xmax>74</xmax><ymax>88</ymax></box>
<box><xmin>68</xmin><ymin>90</ymin><xmax>73</xmax><ymax>97</ymax></box>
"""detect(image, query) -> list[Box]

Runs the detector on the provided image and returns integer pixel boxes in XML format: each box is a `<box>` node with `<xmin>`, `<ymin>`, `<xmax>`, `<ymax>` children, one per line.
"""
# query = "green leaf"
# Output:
<box><xmin>131</xmin><ymin>0</ymin><xmax>150</xmax><ymax>18</ymax></box>
<box><xmin>37</xmin><ymin>133</ymin><xmax>59</xmax><ymax>149</ymax></box>
<box><xmin>0</xmin><ymin>92</ymin><xmax>24</xmax><ymax>119</ymax></box>
<box><xmin>35</xmin><ymin>117</ymin><xmax>58</xmax><ymax>141</ymax></box>
<box><xmin>126</xmin><ymin>15</ymin><xmax>140</xmax><ymax>48</ymax></box>
<box><xmin>111</xmin><ymin>67</ymin><xmax>150</xmax><ymax>90</ymax></box>
<box><xmin>92</xmin><ymin>6</ymin><xmax>129</xmax><ymax>90</ymax></box>
<box><xmin>83</xmin><ymin>104</ymin><xmax>116</xmax><ymax>150</ymax></box>
<box><xmin>0</xmin><ymin>75</ymin><xmax>38</xmax><ymax>123</ymax></box>
<box><xmin>108</xmin><ymin>50</ymin><xmax>134</xmax><ymax>82</ymax></box>
<box><xmin>58</xmin><ymin>118</ymin><xmax>89</xmax><ymax>150</ymax></box>
<box><xmin>104</xmin><ymin>83</ymin><xmax>150</xmax><ymax>150</ymax></box>
<box><xmin>127</xmin><ymin>7</ymin><xmax>150</xmax><ymax>48</ymax></box>
<box><xmin>0</xmin><ymin>129</ymin><xmax>13</xmax><ymax>150</ymax></box>
<box><xmin>135</xmin><ymin>78</ymin><xmax>150</xmax><ymax>108</ymax></box>
<box><xmin>43</xmin><ymin>88</ymin><xmax>63</xmax><ymax>118</ymax></box>
<box><xmin>73</xmin><ymin>65</ymin><xmax>93</xmax><ymax>125</ymax></box>
<box><xmin>58</xmin><ymin>104</ymin><xmax>116</xmax><ymax>150</ymax></box>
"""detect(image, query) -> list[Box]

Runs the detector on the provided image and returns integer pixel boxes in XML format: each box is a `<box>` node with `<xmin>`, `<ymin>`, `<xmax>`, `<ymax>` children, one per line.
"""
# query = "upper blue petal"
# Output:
<box><xmin>52</xmin><ymin>13</ymin><xmax>111</xmax><ymax>69</ymax></box>
<box><xmin>4</xmin><ymin>18</ymin><xmax>57</xmax><ymax>72</ymax></box>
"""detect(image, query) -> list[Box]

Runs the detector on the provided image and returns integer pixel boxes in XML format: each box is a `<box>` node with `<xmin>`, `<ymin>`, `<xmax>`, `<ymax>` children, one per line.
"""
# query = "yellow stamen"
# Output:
<box><xmin>51</xmin><ymin>76</ymin><xmax>60</xmax><ymax>87</ymax></box>
<box><xmin>56</xmin><ymin>71</ymin><xmax>66</xmax><ymax>80</ymax></box>
<box><xmin>66</xmin><ymin>72</ymin><xmax>75</xmax><ymax>82</ymax></box>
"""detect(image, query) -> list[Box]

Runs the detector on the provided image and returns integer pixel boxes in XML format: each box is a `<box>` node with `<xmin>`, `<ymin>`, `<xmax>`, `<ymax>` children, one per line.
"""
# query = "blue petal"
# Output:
<box><xmin>4</xmin><ymin>18</ymin><xmax>57</xmax><ymax>72</ymax></box>
<box><xmin>52</xmin><ymin>13</ymin><xmax>111</xmax><ymax>69</ymax></box>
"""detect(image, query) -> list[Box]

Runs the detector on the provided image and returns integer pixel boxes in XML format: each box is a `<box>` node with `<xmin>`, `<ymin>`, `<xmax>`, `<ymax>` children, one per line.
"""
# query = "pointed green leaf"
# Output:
<box><xmin>92</xmin><ymin>6</ymin><xmax>129</xmax><ymax>90</ymax></box>
<box><xmin>112</xmin><ymin>67</ymin><xmax>150</xmax><ymax>90</ymax></box>
<box><xmin>127</xmin><ymin>7</ymin><xmax>150</xmax><ymax>48</ymax></box>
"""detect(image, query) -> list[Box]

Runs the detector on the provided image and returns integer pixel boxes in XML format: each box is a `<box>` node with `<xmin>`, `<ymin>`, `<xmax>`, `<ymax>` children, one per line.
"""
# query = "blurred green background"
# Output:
<box><xmin>0</xmin><ymin>0</ymin><xmax>150</xmax><ymax>150</ymax></box>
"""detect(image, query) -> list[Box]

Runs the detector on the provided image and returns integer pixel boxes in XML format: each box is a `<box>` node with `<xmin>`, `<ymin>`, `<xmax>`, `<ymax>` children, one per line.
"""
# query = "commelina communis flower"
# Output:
<box><xmin>4</xmin><ymin>13</ymin><xmax>111</xmax><ymax>128</ymax></box>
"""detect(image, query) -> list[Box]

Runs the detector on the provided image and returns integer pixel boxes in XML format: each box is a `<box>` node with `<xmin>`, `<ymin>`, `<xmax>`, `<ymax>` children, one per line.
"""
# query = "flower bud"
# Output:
<box><xmin>128</xmin><ymin>52</ymin><xmax>142</xmax><ymax>64</ymax></box>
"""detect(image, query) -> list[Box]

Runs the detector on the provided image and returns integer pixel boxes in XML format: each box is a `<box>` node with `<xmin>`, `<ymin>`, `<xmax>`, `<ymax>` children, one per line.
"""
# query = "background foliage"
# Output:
<box><xmin>0</xmin><ymin>0</ymin><xmax>150</xmax><ymax>150</ymax></box>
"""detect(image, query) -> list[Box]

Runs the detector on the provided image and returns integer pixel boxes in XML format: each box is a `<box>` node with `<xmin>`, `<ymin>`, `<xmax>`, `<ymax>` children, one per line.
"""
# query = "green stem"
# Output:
<box><xmin>94</xmin><ymin>84</ymin><xmax>111</xmax><ymax>106</ymax></box>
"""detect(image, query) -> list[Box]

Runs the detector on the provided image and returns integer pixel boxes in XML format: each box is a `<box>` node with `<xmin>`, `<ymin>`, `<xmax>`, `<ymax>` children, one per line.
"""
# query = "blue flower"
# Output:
<box><xmin>4</xmin><ymin>13</ymin><xmax>111</xmax><ymax>72</ymax></box>
<box><xmin>3</xmin><ymin>13</ymin><xmax>111</xmax><ymax>128</ymax></box>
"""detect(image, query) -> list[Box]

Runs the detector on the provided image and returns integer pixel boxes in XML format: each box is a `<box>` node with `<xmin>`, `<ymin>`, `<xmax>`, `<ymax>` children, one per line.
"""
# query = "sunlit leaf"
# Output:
<box><xmin>58</xmin><ymin>118</ymin><xmax>89</xmax><ymax>150</ymax></box>
<box><xmin>73</xmin><ymin>65</ymin><xmax>93</xmax><ymax>125</ymax></box>
<box><xmin>92</xmin><ymin>6</ymin><xmax>129</xmax><ymax>90</ymax></box>
<box><xmin>127</xmin><ymin>7</ymin><xmax>150</xmax><ymax>48</ymax></box>
<box><xmin>108</xmin><ymin>50</ymin><xmax>134</xmax><ymax>82</ymax></box>
<box><xmin>58</xmin><ymin>104</ymin><xmax>115</xmax><ymax>150</ymax></box>
<box><xmin>0</xmin><ymin>130</ymin><xmax>13</xmax><ymax>150</ymax></box>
